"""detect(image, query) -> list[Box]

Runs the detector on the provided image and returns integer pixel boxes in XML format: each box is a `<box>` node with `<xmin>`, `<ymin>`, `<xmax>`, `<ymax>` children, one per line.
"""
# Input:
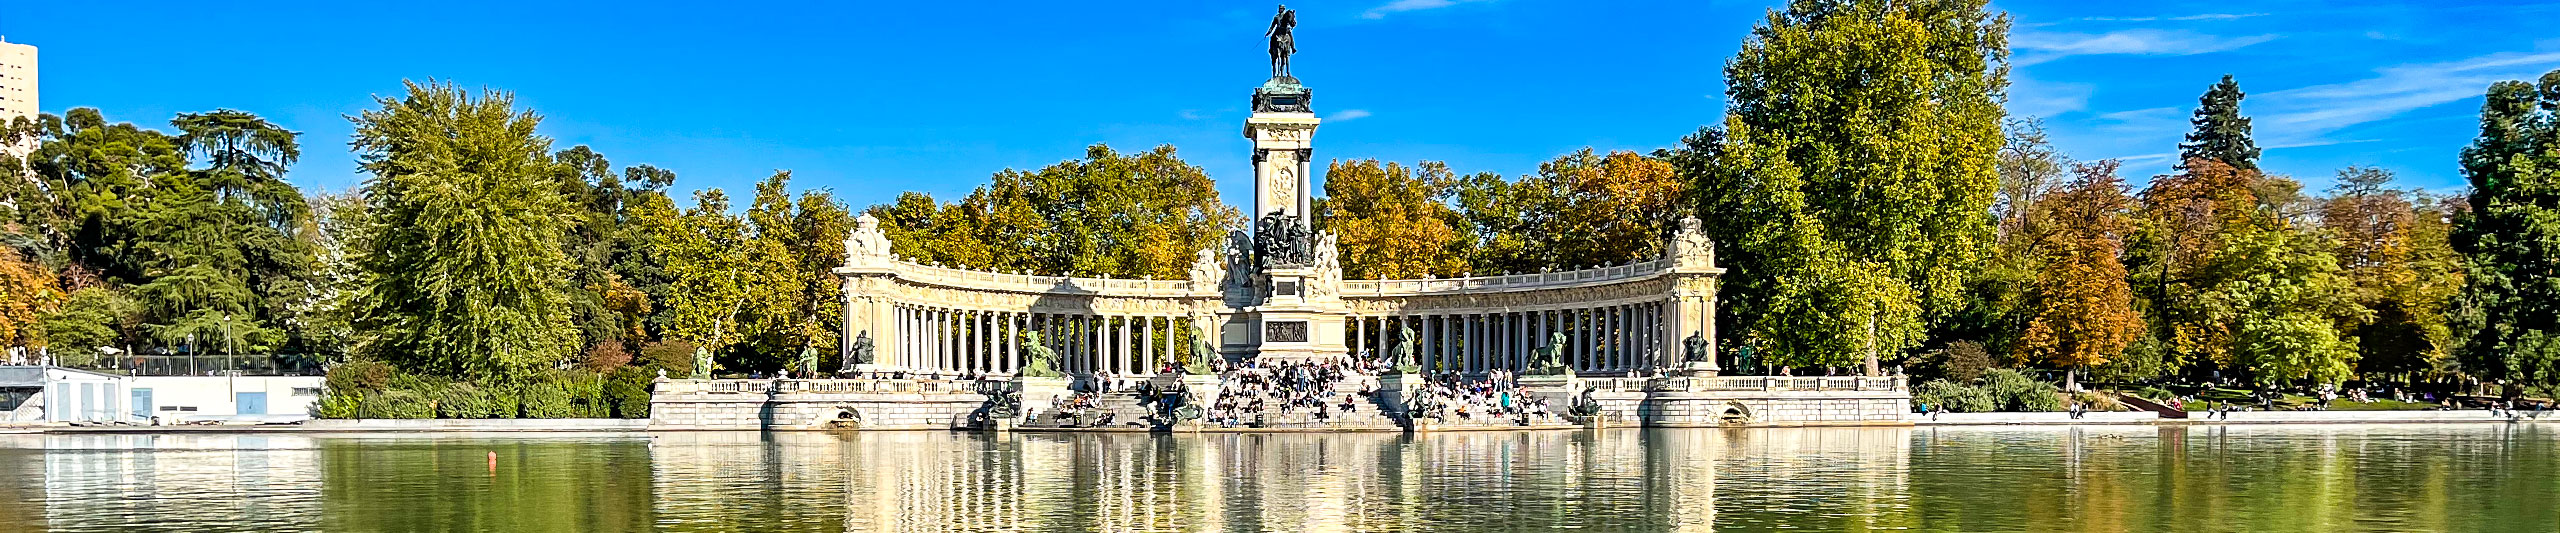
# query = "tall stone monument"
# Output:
<box><xmin>1231</xmin><ymin>5</ymin><xmax>1348</xmax><ymax>363</ymax></box>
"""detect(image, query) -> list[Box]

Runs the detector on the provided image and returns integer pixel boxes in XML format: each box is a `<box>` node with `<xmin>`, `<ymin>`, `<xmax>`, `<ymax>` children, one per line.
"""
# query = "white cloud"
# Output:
<box><xmin>2110</xmin><ymin>152</ymin><xmax>2181</xmax><ymax>166</ymax></box>
<box><xmin>2013</xmin><ymin>29</ymin><xmax>2279</xmax><ymax>66</ymax></box>
<box><xmin>1363</xmin><ymin>0</ymin><xmax>1493</xmax><ymax>19</ymax></box>
<box><xmin>2078</xmin><ymin>13</ymin><xmax>2268</xmax><ymax>22</ymax></box>
<box><xmin>2093</xmin><ymin>106</ymin><xmax>2186</xmax><ymax>132</ymax></box>
<box><xmin>1178</xmin><ymin>109</ymin><xmax>1205</xmax><ymax>120</ymax></box>
<box><xmin>2009</xmin><ymin>73</ymin><xmax>2095</xmax><ymax>118</ymax></box>
<box><xmin>2253</xmin><ymin>51</ymin><xmax>2560</xmax><ymax>145</ymax></box>
<box><xmin>1327</xmin><ymin>109</ymin><xmax>1373</xmax><ymax>121</ymax></box>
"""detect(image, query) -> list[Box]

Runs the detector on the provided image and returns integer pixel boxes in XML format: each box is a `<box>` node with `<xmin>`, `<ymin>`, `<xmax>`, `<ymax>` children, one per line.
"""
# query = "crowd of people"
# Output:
<box><xmin>1206</xmin><ymin>359</ymin><xmax>1373</xmax><ymax>428</ymax></box>
<box><xmin>1408</xmin><ymin>369</ymin><xmax>1555</xmax><ymax>424</ymax></box>
<box><xmin>1009</xmin><ymin>356</ymin><xmax>1598</xmax><ymax>428</ymax></box>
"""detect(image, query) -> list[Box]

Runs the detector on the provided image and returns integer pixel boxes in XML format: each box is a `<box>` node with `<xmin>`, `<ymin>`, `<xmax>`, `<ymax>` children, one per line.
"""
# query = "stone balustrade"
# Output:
<box><xmin>887</xmin><ymin>260</ymin><xmax>1206</xmax><ymax>296</ymax></box>
<box><xmin>1340</xmin><ymin>259</ymin><xmax>1671</xmax><ymax>297</ymax></box>
<box><xmin>655</xmin><ymin>378</ymin><xmax>1007</xmax><ymax>396</ymax></box>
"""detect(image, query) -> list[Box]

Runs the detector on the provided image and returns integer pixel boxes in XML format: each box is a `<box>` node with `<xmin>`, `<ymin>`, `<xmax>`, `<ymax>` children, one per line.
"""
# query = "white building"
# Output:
<box><xmin>0</xmin><ymin>367</ymin><xmax>324</xmax><ymax>424</ymax></box>
<box><xmin>0</xmin><ymin>36</ymin><xmax>33</xmax><ymax>162</ymax></box>
<box><xmin>130</xmin><ymin>375</ymin><xmax>325</xmax><ymax>422</ymax></box>
<box><xmin>0</xmin><ymin>37</ymin><xmax>31</xmax><ymax>117</ymax></box>
<box><xmin>0</xmin><ymin>366</ymin><xmax>126</xmax><ymax>423</ymax></box>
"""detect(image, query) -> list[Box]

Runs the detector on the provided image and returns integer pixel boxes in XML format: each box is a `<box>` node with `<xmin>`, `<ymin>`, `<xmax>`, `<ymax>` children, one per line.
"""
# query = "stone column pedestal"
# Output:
<box><xmin>1015</xmin><ymin>376</ymin><xmax>1071</xmax><ymax>418</ymax></box>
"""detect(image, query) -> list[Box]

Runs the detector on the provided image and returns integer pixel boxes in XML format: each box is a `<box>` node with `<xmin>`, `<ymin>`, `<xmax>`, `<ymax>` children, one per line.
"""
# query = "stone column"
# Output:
<box><xmin>1607</xmin><ymin>305</ymin><xmax>1620</xmax><ymax>372</ymax></box>
<box><xmin>1574</xmin><ymin>308</ymin><xmax>1589</xmax><ymax>373</ymax></box>
<box><xmin>1609</xmin><ymin>305</ymin><xmax>1621</xmax><ymax>372</ymax></box>
<box><xmin>1352</xmin><ymin>316</ymin><xmax>1364</xmax><ymax>360</ymax></box>
<box><xmin>1463</xmin><ymin>314</ymin><xmax>1478</xmax><ymax>373</ymax></box>
<box><xmin>1297</xmin><ymin>150</ymin><xmax>1313</xmax><ymax>230</ymax></box>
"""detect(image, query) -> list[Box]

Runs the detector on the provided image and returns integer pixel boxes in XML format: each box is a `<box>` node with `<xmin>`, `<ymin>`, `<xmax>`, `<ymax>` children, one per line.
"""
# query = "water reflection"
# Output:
<box><xmin>643</xmin><ymin>428</ymin><xmax>1902</xmax><ymax>532</ymax></box>
<box><xmin>0</xmin><ymin>425</ymin><xmax>2551</xmax><ymax>532</ymax></box>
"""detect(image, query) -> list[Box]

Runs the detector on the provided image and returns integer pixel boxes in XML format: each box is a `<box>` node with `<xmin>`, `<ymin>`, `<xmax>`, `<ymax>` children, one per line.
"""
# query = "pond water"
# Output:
<box><xmin>0</xmin><ymin>425</ymin><xmax>2551</xmax><ymax>532</ymax></box>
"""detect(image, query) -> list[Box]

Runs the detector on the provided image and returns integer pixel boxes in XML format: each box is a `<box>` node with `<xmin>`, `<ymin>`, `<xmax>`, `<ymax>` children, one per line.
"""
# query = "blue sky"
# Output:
<box><xmin>7</xmin><ymin>0</ymin><xmax>2557</xmax><ymax>209</ymax></box>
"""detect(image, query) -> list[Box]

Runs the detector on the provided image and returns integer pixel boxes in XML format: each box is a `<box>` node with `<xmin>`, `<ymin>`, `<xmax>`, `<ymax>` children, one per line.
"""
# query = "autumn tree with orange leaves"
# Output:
<box><xmin>2014</xmin><ymin>161</ymin><xmax>2139</xmax><ymax>391</ymax></box>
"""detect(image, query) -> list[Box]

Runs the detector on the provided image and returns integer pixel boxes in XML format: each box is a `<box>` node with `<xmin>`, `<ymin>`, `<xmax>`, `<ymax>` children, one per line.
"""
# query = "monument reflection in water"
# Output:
<box><xmin>3</xmin><ymin>425</ymin><xmax>2556</xmax><ymax>531</ymax></box>
<box><xmin>645</xmin><ymin>428</ymin><xmax>1855</xmax><ymax>532</ymax></box>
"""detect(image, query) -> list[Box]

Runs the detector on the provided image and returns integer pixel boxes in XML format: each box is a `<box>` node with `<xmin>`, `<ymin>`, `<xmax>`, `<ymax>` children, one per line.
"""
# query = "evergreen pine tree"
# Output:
<box><xmin>2179</xmin><ymin>75</ymin><xmax>2261</xmax><ymax>171</ymax></box>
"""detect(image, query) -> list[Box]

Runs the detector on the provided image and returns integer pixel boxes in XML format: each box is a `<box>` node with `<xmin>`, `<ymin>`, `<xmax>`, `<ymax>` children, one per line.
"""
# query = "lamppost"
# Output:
<box><xmin>223</xmin><ymin>313</ymin><xmax>236</xmax><ymax>375</ymax></box>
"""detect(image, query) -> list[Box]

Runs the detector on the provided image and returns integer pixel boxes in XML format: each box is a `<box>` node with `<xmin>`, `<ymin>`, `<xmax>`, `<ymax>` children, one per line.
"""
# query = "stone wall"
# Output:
<box><xmin>1412</xmin><ymin>375</ymin><xmax>1911</xmax><ymax>428</ymax></box>
<box><xmin>301</xmin><ymin>418</ymin><xmax>650</xmax><ymax>431</ymax></box>
<box><xmin>649</xmin><ymin>379</ymin><xmax>992</xmax><ymax>431</ymax></box>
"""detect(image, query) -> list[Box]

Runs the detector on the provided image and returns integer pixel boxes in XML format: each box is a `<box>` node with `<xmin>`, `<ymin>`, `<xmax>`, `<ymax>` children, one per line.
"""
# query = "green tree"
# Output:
<box><xmin>2320</xmin><ymin>167</ymin><xmax>2461</xmax><ymax>382</ymax></box>
<box><xmin>39</xmin><ymin>286</ymin><xmax>136</xmax><ymax>366</ymax></box>
<box><xmin>650</xmin><ymin>188</ymin><xmax>754</xmax><ymax>365</ymax></box>
<box><xmin>1450</xmin><ymin>168</ymin><xmax>1548</xmax><ymax>274</ymax></box>
<box><xmin>11</xmin><ymin>108</ymin><xmax>327</xmax><ymax>359</ymax></box>
<box><xmin>2192</xmin><ymin>225</ymin><xmax>2367</xmax><ymax>385</ymax></box>
<box><xmin>607</xmin><ymin>165</ymin><xmax>678</xmax><ymax>343</ymax></box>
<box><xmin>1671</xmin><ymin>0</ymin><xmax>2008</xmax><ymax>374</ymax></box>
<box><xmin>786</xmin><ymin>189</ymin><xmax>853</xmax><ymax>365</ymax></box>
<box><xmin>2131</xmin><ymin>159</ymin><xmax>2267</xmax><ymax>373</ymax></box>
<box><xmin>2450</xmin><ymin>70</ymin><xmax>2560</xmax><ymax>397</ymax></box>
<box><xmin>349</xmin><ymin>80</ymin><xmax>578</xmax><ymax>380</ymax></box>
<box><xmin>2179</xmin><ymin>75</ymin><xmax>2261</xmax><ymax>172</ymax></box>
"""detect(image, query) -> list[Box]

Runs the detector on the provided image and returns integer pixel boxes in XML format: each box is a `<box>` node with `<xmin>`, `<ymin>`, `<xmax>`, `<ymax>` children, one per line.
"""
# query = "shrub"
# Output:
<box><xmin>1936</xmin><ymin>341</ymin><xmax>1992</xmax><ymax>383</ymax></box>
<box><xmin>327</xmin><ymin>359</ymin><xmax>394</xmax><ymax>393</ymax></box>
<box><xmin>638</xmin><ymin>340</ymin><xmax>698</xmax><ymax>372</ymax></box>
<box><xmin>515</xmin><ymin>372</ymin><xmax>608</xmax><ymax>419</ymax></box>
<box><xmin>2069</xmin><ymin>390</ymin><xmax>2123</xmax><ymax>412</ymax></box>
<box><xmin>562</xmin><ymin>374</ymin><xmax>609</xmax><ymax>418</ymax></box>
<box><xmin>605</xmin><ymin>367</ymin><xmax>655</xmax><ymax>418</ymax></box>
<box><xmin>436</xmin><ymin>383</ymin><xmax>516</xmax><ymax>419</ymax></box>
<box><xmin>1983</xmin><ymin>369</ymin><xmax>2063</xmax><ymax>412</ymax></box>
<box><xmin>1914</xmin><ymin>380</ymin><xmax>1995</xmax><ymax>413</ymax></box>
<box><xmin>580</xmin><ymin>341</ymin><xmax>633</xmax><ymax>373</ymax></box>
<box><xmin>315</xmin><ymin>390</ymin><xmax>363</xmax><ymax>419</ymax></box>
<box><xmin>359</xmin><ymin>389</ymin><xmax>434</xmax><ymax>419</ymax></box>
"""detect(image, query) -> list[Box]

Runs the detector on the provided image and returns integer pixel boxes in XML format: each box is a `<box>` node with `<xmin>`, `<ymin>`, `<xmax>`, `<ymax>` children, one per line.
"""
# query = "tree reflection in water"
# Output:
<box><xmin>0</xmin><ymin>425</ymin><xmax>2553</xmax><ymax>531</ymax></box>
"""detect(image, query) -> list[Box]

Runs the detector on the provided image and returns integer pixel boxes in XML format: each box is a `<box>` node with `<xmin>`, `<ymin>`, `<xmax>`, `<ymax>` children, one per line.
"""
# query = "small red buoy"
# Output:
<box><xmin>488</xmin><ymin>451</ymin><xmax>498</xmax><ymax>472</ymax></box>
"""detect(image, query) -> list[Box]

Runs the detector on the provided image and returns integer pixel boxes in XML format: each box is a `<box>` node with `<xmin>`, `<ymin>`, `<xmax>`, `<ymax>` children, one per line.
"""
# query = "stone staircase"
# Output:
<box><xmin>1019</xmin><ymin>389</ymin><xmax>1169</xmax><ymax>430</ymax></box>
<box><xmin>1208</xmin><ymin>378</ymin><xmax>1403</xmax><ymax>430</ymax></box>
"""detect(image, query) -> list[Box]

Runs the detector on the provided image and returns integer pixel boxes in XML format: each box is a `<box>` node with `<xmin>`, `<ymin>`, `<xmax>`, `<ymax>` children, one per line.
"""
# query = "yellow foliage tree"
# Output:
<box><xmin>2016</xmin><ymin>162</ymin><xmax>2140</xmax><ymax>390</ymax></box>
<box><xmin>1458</xmin><ymin>149</ymin><xmax>1684</xmax><ymax>274</ymax></box>
<box><xmin>1317</xmin><ymin>159</ymin><xmax>1468</xmax><ymax>279</ymax></box>
<box><xmin>0</xmin><ymin>248</ymin><xmax>61</xmax><ymax>350</ymax></box>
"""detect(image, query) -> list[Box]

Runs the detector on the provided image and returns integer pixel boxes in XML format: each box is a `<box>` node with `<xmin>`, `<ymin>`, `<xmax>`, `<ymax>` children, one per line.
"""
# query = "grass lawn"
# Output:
<box><xmin>2178</xmin><ymin>394</ymin><xmax>2438</xmax><ymax>412</ymax></box>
